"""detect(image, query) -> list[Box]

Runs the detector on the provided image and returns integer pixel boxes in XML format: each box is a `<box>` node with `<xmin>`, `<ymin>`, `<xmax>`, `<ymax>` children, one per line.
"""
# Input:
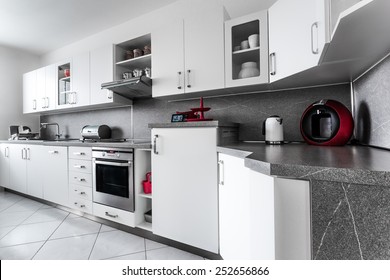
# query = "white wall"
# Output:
<box><xmin>0</xmin><ymin>46</ymin><xmax>40</xmax><ymax>139</ymax></box>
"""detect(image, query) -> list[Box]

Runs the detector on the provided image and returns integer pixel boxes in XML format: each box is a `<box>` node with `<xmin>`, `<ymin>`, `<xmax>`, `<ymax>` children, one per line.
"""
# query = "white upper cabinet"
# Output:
<box><xmin>72</xmin><ymin>52</ymin><xmax>90</xmax><ymax>107</ymax></box>
<box><xmin>268</xmin><ymin>0</ymin><xmax>326</xmax><ymax>83</ymax></box>
<box><xmin>36</xmin><ymin>65</ymin><xmax>56</xmax><ymax>112</ymax></box>
<box><xmin>23</xmin><ymin>70</ymin><xmax>37</xmax><ymax>114</ymax></box>
<box><xmin>225</xmin><ymin>10</ymin><xmax>269</xmax><ymax>87</ymax></box>
<box><xmin>152</xmin><ymin>4</ymin><xmax>226</xmax><ymax>97</ymax></box>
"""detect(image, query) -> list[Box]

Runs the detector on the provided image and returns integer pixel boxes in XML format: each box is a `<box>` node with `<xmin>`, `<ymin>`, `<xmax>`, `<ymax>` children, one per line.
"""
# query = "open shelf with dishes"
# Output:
<box><xmin>114</xmin><ymin>34</ymin><xmax>152</xmax><ymax>81</ymax></box>
<box><xmin>134</xmin><ymin>149</ymin><xmax>153</xmax><ymax>231</ymax></box>
<box><xmin>225</xmin><ymin>10</ymin><xmax>269</xmax><ymax>87</ymax></box>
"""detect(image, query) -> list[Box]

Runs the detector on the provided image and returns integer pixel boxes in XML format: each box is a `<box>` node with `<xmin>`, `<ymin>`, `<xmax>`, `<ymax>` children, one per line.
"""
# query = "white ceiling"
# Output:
<box><xmin>0</xmin><ymin>0</ymin><xmax>277</xmax><ymax>56</ymax></box>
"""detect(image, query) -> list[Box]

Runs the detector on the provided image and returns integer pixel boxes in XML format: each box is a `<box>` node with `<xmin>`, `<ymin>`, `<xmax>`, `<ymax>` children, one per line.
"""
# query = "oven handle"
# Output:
<box><xmin>94</xmin><ymin>160</ymin><xmax>132</xmax><ymax>167</ymax></box>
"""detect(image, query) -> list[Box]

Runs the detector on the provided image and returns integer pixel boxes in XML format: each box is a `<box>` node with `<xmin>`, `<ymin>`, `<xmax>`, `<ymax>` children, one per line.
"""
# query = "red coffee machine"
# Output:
<box><xmin>300</xmin><ymin>99</ymin><xmax>354</xmax><ymax>146</ymax></box>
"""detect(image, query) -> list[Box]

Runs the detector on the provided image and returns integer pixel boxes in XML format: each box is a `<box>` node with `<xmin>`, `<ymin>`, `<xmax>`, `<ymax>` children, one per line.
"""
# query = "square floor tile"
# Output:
<box><xmin>100</xmin><ymin>224</ymin><xmax>117</xmax><ymax>233</ymax></box>
<box><xmin>0</xmin><ymin>211</ymin><xmax>35</xmax><ymax>227</ymax></box>
<box><xmin>145</xmin><ymin>239</ymin><xmax>168</xmax><ymax>251</ymax></box>
<box><xmin>22</xmin><ymin>208</ymin><xmax>68</xmax><ymax>225</ymax></box>
<box><xmin>0</xmin><ymin>221</ymin><xmax>61</xmax><ymax>247</ymax></box>
<box><xmin>0</xmin><ymin>225</ymin><xmax>16</xmax><ymax>239</ymax></box>
<box><xmin>0</xmin><ymin>241</ymin><xmax>44</xmax><ymax>260</ymax></box>
<box><xmin>33</xmin><ymin>234</ymin><xmax>98</xmax><ymax>260</ymax></box>
<box><xmin>3</xmin><ymin>199</ymin><xmax>44</xmax><ymax>213</ymax></box>
<box><xmin>105</xmin><ymin>251</ymin><xmax>146</xmax><ymax>260</ymax></box>
<box><xmin>146</xmin><ymin>246</ymin><xmax>204</xmax><ymax>260</ymax></box>
<box><xmin>50</xmin><ymin>217</ymin><xmax>101</xmax><ymax>239</ymax></box>
<box><xmin>89</xmin><ymin>230</ymin><xmax>145</xmax><ymax>260</ymax></box>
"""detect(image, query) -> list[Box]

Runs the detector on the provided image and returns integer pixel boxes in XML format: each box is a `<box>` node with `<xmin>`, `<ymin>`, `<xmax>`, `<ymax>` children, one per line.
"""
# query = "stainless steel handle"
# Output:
<box><xmin>153</xmin><ymin>134</ymin><xmax>159</xmax><ymax>155</ymax></box>
<box><xmin>27</xmin><ymin>148</ymin><xmax>30</xmax><ymax>160</ymax></box>
<box><xmin>73</xmin><ymin>152</ymin><xmax>85</xmax><ymax>156</ymax></box>
<box><xmin>218</xmin><ymin>160</ymin><xmax>224</xmax><ymax>186</ymax></box>
<box><xmin>46</xmin><ymin>97</ymin><xmax>50</xmax><ymax>108</ymax></box>
<box><xmin>94</xmin><ymin>160</ymin><xmax>132</xmax><ymax>167</ymax></box>
<box><xmin>80</xmin><ymin>191</ymin><xmax>86</xmax><ymax>195</ymax></box>
<box><xmin>74</xmin><ymin>177</ymin><xmax>86</xmax><ymax>182</ymax></box>
<box><xmin>177</xmin><ymin>71</ymin><xmax>182</xmax><ymax>89</ymax></box>
<box><xmin>33</xmin><ymin>99</ymin><xmax>37</xmax><ymax>110</ymax></box>
<box><xmin>72</xmin><ymin>92</ymin><xmax>77</xmax><ymax>104</ymax></box>
<box><xmin>186</xmin><ymin>69</ymin><xmax>191</xmax><ymax>88</ymax></box>
<box><xmin>107</xmin><ymin>91</ymin><xmax>113</xmax><ymax>100</ymax></box>
<box><xmin>5</xmin><ymin>147</ymin><xmax>9</xmax><ymax>158</ymax></box>
<box><xmin>311</xmin><ymin>22</ymin><xmax>319</xmax><ymax>54</ymax></box>
<box><xmin>48</xmin><ymin>150</ymin><xmax>59</xmax><ymax>154</ymax></box>
<box><xmin>42</xmin><ymin>97</ymin><xmax>46</xmax><ymax>109</ymax></box>
<box><xmin>270</xmin><ymin>52</ymin><xmax>276</xmax><ymax>76</ymax></box>
<box><xmin>74</xmin><ymin>165</ymin><xmax>86</xmax><ymax>169</ymax></box>
<box><xmin>21</xmin><ymin>148</ymin><xmax>25</xmax><ymax>159</ymax></box>
<box><xmin>74</xmin><ymin>202</ymin><xmax>85</xmax><ymax>208</ymax></box>
<box><xmin>105</xmin><ymin>212</ymin><xmax>118</xmax><ymax>218</ymax></box>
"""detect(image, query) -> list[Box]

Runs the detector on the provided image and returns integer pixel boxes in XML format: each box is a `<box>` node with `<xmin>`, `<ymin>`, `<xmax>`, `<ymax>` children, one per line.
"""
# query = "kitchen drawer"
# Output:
<box><xmin>69</xmin><ymin>184</ymin><xmax>92</xmax><ymax>201</ymax></box>
<box><xmin>92</xmin><ymin>202</ymin><xmax>135</xmax><ymax>227</ymax></box>
<box><xmin>69</xmin><ymin>171</ymin><xmax>92</xmax><ymax>187</ymax></box>
<box><xmin>69</xmin><ymin>159</ymin><xmax>92</xmax><ymax>174</ymax></box>
<box><xmin>69</xmin><ymin>147</ymin><xmax>92</xmax><ymax>160</ymax></box>
<box><xmin>69</xmin><ymin>197</ymin><xmax>93</xmax><ymax>214</ymax></box>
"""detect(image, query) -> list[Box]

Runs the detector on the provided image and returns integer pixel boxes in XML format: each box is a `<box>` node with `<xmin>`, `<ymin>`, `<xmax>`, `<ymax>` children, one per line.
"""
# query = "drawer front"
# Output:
<box><xmin>69</xmin><ymin>171</ymin><xmax>93</xmax><ymax>187</ymax></box>
<box><xmin>69</xmin><ymin>197</ymin><xmax>93</xmax><ymax>214</ymax></box>
<box><xmin>69</xmin><ymin>147</ymin><xmax>92</xmax><ymax>160</ymax></box>
<box><xmin>69</xmin><ymin>184</ymin><xmax>92</xmax><ymax>201</ymax></box>
<box><xmin>93</xmin><ymin>203</ymin><xmax>135</xmax><ymax>227</ymax></box>
<box><xmin>69</xmin><ymin>159</ymin><xmax>92</xmax><ymax>174</ymax></box>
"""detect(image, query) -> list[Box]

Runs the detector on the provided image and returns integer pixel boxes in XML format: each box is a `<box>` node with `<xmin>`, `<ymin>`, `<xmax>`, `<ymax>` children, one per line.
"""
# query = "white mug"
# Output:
<box><xmin>248</xmin><ymin>34</ymin><xmax>259</xmax><ymax>48</ymax></box>
<box><xmin>240</xmin><ymin>40</ymin><xmax>249</xmax><ymax>50</ymax></box>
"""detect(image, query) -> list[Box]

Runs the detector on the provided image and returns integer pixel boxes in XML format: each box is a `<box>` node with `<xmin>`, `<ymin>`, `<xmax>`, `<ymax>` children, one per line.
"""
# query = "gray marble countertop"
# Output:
<box><xmin>0</xmin><ymin>139</ymin><xmax>152</xmax><ymax>150</ymax></box>
<box><xmin>148</xmin><ymin>121</ymin><xmax>238</xmax><ymax>128</ymax></box>
<box><xmin>217</xmin><ymin>142</ymin><xmax>390</xmax><ymax>186</ymax></box>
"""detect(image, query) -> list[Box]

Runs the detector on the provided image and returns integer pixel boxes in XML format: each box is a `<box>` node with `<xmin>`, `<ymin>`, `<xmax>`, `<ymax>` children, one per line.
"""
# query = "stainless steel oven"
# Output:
<box><xmin>92</xmin><ymin>147</ymin><xmax>134</xmax><ymax>212</ymax></box>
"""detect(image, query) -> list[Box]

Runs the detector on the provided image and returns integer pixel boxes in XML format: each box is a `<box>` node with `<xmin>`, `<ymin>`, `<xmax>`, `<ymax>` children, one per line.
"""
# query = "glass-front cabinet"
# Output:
<box><xmin>56</xmin><ymin>61</ymin><xmax>72</xmax><ymax>109</ymax></box>
<box><xmin>225</xmin><ymin>10</ymin><xmax>269</xmax><ymax>87</ymax></box>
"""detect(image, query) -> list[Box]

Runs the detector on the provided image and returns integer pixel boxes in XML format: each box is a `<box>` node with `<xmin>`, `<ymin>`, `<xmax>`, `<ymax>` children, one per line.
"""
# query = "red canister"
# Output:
<box><xmin>142</xmin><ymin>172</ymin><xmax>152</xmax><ymax>194</ymax></box>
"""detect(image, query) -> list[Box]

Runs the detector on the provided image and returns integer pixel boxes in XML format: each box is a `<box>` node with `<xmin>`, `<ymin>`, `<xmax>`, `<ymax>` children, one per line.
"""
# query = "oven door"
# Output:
<box><xmin>92</xmin><ymin>159</ymin><xmax>134</xmax><ymax>212</ymax></box>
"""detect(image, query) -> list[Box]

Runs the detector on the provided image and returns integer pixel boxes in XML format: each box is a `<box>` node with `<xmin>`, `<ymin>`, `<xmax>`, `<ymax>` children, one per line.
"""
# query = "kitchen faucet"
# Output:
<box><xmin>40</xmin><ymin>122</ymin><xmax>62</xmax><ymax>140</ymax></box>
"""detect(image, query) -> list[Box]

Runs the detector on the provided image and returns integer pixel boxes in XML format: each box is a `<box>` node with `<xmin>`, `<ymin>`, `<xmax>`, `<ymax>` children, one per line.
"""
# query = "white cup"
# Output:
<box><xmin>240</xmin><ymin>40</ymin><xmax>249</xmax><ymax>50</ymax></box>
<box><xmin>248</xmin><ymin>34</ymin><xmax>259</xmax><ymax>48</ymax></box>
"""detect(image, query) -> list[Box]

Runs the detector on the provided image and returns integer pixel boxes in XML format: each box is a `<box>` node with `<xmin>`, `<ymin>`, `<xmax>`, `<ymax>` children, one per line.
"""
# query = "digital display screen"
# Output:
<box><xmin>171</xmin><ymin>114</ymin><xmax>186</xmax><ymax>122</ymax></box>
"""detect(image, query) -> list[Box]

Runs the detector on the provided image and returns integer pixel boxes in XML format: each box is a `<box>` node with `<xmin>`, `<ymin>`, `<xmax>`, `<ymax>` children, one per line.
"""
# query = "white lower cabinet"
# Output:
<box><xmin>0</xmin><ymin>144</ymin><xmax>10</xmax><ymax>188</ymax></box>
<box><xmin>151</xmin><ymin>128</ymin><xmax>219</xmax><ymax>253</ymax></box>
<box><xmin>218</xmin><ymin>153</ymin><xmax>311</xmax><ymax>260</ymax></box>
<box><xmin>43</xmin><ymin>146</ymin><xmax>68</xmax><ymax>206</ymax></box>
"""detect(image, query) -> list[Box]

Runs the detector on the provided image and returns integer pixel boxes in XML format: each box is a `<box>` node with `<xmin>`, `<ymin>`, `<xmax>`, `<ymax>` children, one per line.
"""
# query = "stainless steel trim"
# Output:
<box><xmin>153</xmin><ymin>135</ymin><xmax>159</xmax><ymax>155</ymax></box>
<box><xmin>311</xmin><ymin>22</ymin><xmax>319</xmax><ymax>54</ymax></box>
<box><xmin>94</xmin><ymin>160</ymin><xmax>131</xmax><ymax>167</ymax></box>
<box><xmin>74</xmin><ymin>165</ymin><xmax>86</xmax><ymax>169</ymax></box>
<box><xmin>73</xmin><ymin>152</ymin><xmax>85</xmax><ymax>156</ymax></box>
<box><xmin>186</xmin><ymin>69</ymin><xmax>191</xmax><ymax>88</ymax></box>
<box><xmin>74</xmin><ymin>177</ymin><xmax>86</xmax><ymax>182</ymax></box>
<box><xmin>5</xmin><ymin>147</ymin><xmax>9</xmax><ymax>158</ymax></box>
<box><xmin>33</xmin><ymin>99</ymin><xmax>37</xmax><ymax>110</ymax></box>
<box><xmin>48</xmin><ymin>150</ymin><xmax>59</xmax><ymax>154</ymax></box>
<box><xmin>27</xmin><ymin>148</ymin><xmax>30</xmax><ymax>160</ymax></box>
<box><xmin>270</xmin><ymin>53</ymin><xmax>276</xmax><ymax>76</ymax></box>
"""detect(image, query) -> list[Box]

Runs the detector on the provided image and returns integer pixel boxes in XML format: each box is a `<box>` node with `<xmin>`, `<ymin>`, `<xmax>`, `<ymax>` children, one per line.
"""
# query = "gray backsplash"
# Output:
<box><xmin>133</xmin><ymin>84</ymin><xmax>351</xmax><ymax>141</ymax></box>
<box><xmin>354</xmin><ymin>55</ymin><xmax>390</xmax><ymax>149</ymax></box>
<box><xmin>40</xmin><ymin>106</ymin><xmax>133</xmax><ymax>140</ymax></box>
<box><xmin>40</xmin><ymin>84</ymin><xmax>351</xmax><ymax>141</ymax></box>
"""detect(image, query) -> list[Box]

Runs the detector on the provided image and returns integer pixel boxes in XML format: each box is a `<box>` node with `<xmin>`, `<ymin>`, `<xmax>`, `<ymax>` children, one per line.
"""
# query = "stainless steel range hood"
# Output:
<box><xmin>101</xmin><ymin>75</ymin><xmax>152</xmax><ymax>99</ymax></box>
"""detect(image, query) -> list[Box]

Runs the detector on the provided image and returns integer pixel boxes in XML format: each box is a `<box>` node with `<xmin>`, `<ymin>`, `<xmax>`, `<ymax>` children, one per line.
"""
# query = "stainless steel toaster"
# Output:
<box><xmin>80</xmin><ymin>125</ymin><xmax>111</xmax><ymax>140</ymax></box>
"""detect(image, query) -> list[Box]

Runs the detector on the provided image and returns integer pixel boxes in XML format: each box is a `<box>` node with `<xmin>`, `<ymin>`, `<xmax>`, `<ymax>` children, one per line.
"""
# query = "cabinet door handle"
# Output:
<box><xmin>107</xmin><ymin>91</ymin><xmax>113</xmax><ymax>100</ymax></box>
<box><xmin>46</xmin><ymin>97</ymin><xmax>50</xmax><ymax>108</ymax></box>
<box><xmin>21</xmin><ymin>148</ymin><xmax>25</xmax><ymax>159</ymax></box>
<box><xmin>27</xmin><ymin>148</ymin><xmax>30</xmax><ymax>160</ymax></box>
<box><xmin>311</xmin><ymin>22</ymin><xmax>319</xmax><ymax>54</ymax></box>
<box><xmin>72</xmin><ymin>92</ymin><xmax>77</xmax><ymax>104</ymax></box>
<box><xmin>186</xmin><ymin>69</ymin><xmax>191</xmax><ymax>88</ymax></box>
<box><xmin>33</xmin><ymin>99</ymin><xmax>37</xmax><ymax>110</ymax></box>
<box><xmin>74</xmin><ymin>165</ymin><xmax>86</xmax><ymax>169</ymax></box>
<box><xmin>74</xmin><ymin>202</ymin><xmax>85</xmax><ymax>208</ymax></box>
<box><xmin>270</xmin><ymin>52</ymin><xmax>276</xmax><ymax>76</ymax></box>
<box><xmin>5</xmin><ymin>147</ymin><xmax>9</xmax><ymax>158</ymax></box>
<box><xmin>218</xmin><ymin>160</ymin><xmax>224</xmax><ymax>186</ymax></box>
<box><xmin>73</xmin><ymin>152</ymin><xmax>85</xmax><ymax>156</ymax></box>
<box><xmin>48</xmin><ymin>150</ymin><xmax>59</xmax><ymax>154</ymax></box>
<box><xmin>153</xmin><ymin>134</ymin><xmax>159</xmax><ymax>155</ymax></box>
<box><xmin>177</xmin><ymin>71</ymin><xmax>182</xmax><ymax>89</ymax></box>
<box><xmin>74</xmin><ymin>177</ymin><xmax>86</xmax><ymax>182</ymax></box>
<box><xmin>42</xmin><ymin>97</ymin><xmax>46</xmax><ymax>109</ymax></box>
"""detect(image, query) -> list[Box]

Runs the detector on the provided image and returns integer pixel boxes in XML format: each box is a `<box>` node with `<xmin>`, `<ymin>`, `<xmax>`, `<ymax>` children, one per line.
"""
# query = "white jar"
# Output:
<box><xmin>238</xmin><ymin>62</ymin><xmax>260</xmax><ymax>79</ymax></box>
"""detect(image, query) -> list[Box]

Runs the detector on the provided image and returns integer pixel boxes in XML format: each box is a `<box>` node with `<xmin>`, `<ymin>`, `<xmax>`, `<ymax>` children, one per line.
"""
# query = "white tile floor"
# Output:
<box><xmin>0</xmin><ymin>191</ymin><xmax>205</xmax><ymax>260</ymax></box>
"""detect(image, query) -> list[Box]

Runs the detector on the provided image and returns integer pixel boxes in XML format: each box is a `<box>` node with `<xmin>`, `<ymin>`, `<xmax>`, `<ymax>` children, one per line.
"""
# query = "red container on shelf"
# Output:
<box><xmin>142</xmin><ymin>172</ymin><xmax>152</xmax><ymax>194</ymax></box>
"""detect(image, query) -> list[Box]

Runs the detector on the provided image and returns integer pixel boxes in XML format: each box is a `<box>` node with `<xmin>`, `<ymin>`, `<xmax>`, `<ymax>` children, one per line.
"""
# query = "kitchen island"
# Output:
<box><xmin>218</xmin><ymin>142</ymin><xmax>390</xmax><ymax>260</ymax></box>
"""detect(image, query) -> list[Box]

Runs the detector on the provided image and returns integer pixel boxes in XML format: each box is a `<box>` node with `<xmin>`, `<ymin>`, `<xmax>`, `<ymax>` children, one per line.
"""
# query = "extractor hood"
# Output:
<box><xmin>101</xmin><ymin>75</ymin><xmax>152</xmax><ymax>99</ymax></box>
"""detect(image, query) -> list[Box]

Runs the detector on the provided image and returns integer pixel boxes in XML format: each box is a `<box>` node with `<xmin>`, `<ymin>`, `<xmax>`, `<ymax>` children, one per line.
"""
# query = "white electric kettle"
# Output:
<box><xmin>262</xmin><ymin>115</ymin><xmax>284</xmax><ymax>144</ymax></box>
